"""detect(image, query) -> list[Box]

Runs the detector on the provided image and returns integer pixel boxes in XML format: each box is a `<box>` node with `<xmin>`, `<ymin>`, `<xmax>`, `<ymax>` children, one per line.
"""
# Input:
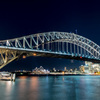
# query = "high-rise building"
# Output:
<box><xmin>84</xmin><ymin>61</ymin><xmax>100</xmax><ymax>74</ymax></box>
<box><xmin>85</xmin><ymin>61</ymin><xmax>93</xmax><ymax>73</ymax></box>
<box><xmin>64</xmin><ymin>67</ymin><xmax>67</xmax><ymax>71</ymax></box>
<box><xmin>92</xmin><ymin>64</ymin><xmax>100</xmax><ymax>73</ymax></box>
<box><xmin>79</xmin><ymin>65</ymin><xmax>85</xmax><ymax>73</ymax></box>
<box><xmin>84</xmin><ymin>64</ymin><xmax>89</xmax><ymax>73</ymax></box>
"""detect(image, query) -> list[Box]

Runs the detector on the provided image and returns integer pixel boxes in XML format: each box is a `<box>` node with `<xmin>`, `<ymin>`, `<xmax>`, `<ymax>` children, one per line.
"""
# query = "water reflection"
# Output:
<box><xmin>6</xmin><ymin>81</ymin><xmax>14</xmax><ymax>93</ymax></box>
<box><xmin>29</xmin><ymin>77</ymin><xmax>39</xmax><ymax>100</ymax></box>
<box><xmin>0</xmin><ymin>76</ymin><xmax>100</xmax><ymax>100</ymax></box>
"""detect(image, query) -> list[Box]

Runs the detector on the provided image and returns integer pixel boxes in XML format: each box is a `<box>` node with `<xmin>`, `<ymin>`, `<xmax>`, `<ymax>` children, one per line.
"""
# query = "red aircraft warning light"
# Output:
<box><xmin>80</xmin><ymin>56</ymin><xmax>82</xmax><ymax>59</ymax></box>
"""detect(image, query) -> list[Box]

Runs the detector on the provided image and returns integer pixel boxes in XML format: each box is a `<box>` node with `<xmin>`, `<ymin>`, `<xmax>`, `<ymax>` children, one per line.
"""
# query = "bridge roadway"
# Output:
<box><xmin>0</xmin><ymin>46</ymin><xmax>100</xmax><ymax>63</ymax></box>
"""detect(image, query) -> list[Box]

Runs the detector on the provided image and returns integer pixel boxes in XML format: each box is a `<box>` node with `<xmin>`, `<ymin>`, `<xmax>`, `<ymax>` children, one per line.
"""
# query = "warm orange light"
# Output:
<box><xmin>33</xmin><ymin>53</ymin><xmax>37</xmax><ymax>56</ymax></box>
<box><xmin>23</xmin><ymin>55</ymin><xmax>26</xmax><ymax>59</ymax></box>
<box><xmin>62</xmin><ymin>71</ymin><xmax>64</xmax><ymax>74</ymax></box>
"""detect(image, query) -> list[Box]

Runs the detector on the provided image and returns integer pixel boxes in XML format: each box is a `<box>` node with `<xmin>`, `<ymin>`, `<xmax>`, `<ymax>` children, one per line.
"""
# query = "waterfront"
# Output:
<box><xmin>0</xmin><ymin>76</ymin><xmax>100</xmax><ymax>100</ymax></box>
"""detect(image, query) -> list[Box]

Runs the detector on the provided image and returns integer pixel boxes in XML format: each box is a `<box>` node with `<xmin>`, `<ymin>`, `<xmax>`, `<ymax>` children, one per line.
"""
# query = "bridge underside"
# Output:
<box><xmin>26</xmin><ymin>51</ymin><xmax>100</xmax><ymax>63</ymax></box>
<box><xmin>0</xmin><ymin>49</ymin><xmax>100</xmax><ymax>69</ymax></box>
<box><xmin>0</xmin><ymin>48</ymin><xmax>100</xmax><ymax>69</ymax></box>
<box><xmin>38</xmin><ymin>52</ymin><xmax>100</xmax><ymax>63</ymax></box>
<box><xmin>17</xmin><ymin>49</ymin><xmax>100</xmax><ymax>63</ymax></box>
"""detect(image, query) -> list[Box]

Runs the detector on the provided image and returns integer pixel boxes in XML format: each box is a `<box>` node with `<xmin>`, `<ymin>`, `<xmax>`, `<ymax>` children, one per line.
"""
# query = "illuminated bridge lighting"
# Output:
<box><xmin>0</xmin><ymin>31</ymin><xmax>100</xmax><ymax>69</ymax></box>
<box><xmin>33</xmin><ymin>53</ymin><xmax>37</xmax><ymax>56</ymax></box>
<box><xmin>23</xmin><ymin>55</ymin><xmax>26</xmax><ymax>59</ymax></box>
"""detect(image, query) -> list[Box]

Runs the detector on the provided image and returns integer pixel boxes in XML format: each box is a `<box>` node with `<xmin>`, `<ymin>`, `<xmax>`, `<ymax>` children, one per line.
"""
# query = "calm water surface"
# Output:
<box><xmin>0</xmin><ymin>76</ymin><xmax>100</xmax><ymax>100</ymax></box>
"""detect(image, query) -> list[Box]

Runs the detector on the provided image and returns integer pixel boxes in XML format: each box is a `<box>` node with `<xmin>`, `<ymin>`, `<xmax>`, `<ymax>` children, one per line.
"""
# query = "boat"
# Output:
<box><xmin>0</xmin><ymin>72</ymin><xmax>16</xmax><ymax>81</ymax></box>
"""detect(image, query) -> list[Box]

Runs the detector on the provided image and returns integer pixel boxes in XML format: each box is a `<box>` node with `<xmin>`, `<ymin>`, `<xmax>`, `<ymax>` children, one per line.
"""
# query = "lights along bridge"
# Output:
<box><xmin>0</xmin><ymin>32</ymin><xmax>100</xmax><ymax>69</ymax></box>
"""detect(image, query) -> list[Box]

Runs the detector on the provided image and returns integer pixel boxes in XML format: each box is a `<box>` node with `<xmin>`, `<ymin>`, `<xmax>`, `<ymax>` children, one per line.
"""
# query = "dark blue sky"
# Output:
<box><xmin>0</xmin><ymin>1</ymin><xmax>100</xmax><ymax>71</ymax></box>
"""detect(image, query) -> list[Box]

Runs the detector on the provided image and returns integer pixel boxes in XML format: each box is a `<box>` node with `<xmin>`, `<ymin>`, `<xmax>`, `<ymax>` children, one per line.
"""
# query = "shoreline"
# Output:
<box><xmin>16</xmin><ymin>73</ymin><xmax>100</xmax><ymax>77</ymax></box>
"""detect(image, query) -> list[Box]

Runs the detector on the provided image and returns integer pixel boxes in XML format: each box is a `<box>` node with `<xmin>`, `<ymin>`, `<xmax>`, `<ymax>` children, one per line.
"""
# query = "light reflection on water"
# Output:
<box><xmin>0</xmin><ymin>76</ymin><xmax>100</xmax><ymax>100</ymax></box>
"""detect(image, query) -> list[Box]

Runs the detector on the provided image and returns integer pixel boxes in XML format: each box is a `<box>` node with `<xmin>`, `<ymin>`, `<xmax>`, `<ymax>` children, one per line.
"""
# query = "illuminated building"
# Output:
<box><xmin>79</xmin><ymin>65</ymin><xmax>85</xmax><ymax>73</ymax></box>
<box><xmin>68</xmin><ymin>69</ymin><xmax>73</xmax><ymax>74</ymax></box>
<box><xmin>84</xmin><ymin>64</ymin><xmax>89</xmax><ymax>73</ymax></box>
<box><xmin>92</xmin><ymin>64</ymin><xmax>100</xmax><ymax>73</ymax></box>
<box><xmin>53</xmin><ymin>68</ymin><xmax>56</xmax><ymax>72</ymax></box>
<box><xmin>84</xmin><ymin>61</ymin><xmax>100</xmax><ymax>74</ymax></box>
<box><xmin>64</xmin><ymin>67</ymin><xmax>68</xmax><ymax>72</ymax></box>
<box><xmin>32</xmin><ymin>66</ymin><xmax>50</xmax><ymax>74</ymax></box>
<box><xmin>85</xmin><ymin>61</ymin><xmax>93</xmax><ymax>73</ymax></box>
<box><xmin>72</xmin><ymin>68</ymin><xmax>78</xmax><ymax>74</ymax></box>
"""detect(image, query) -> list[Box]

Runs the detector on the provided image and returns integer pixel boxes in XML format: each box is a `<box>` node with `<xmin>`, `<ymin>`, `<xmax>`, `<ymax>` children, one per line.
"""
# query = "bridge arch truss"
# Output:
<box><xmin>0</xmin><ymin>32</ymin><xmax>100</xmax><ymax>69</ymax></box>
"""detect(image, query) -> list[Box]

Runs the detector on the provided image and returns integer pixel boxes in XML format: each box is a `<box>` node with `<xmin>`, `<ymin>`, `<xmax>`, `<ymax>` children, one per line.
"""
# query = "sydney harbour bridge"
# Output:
<box><xmin>0</xmin><ymin>32</ymin><xmax>100</xmax><ymax>69</ymax></box>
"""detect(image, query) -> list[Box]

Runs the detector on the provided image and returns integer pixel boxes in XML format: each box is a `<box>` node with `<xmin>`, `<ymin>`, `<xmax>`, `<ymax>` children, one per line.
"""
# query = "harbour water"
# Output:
<box><xmin>0</xmin><ymin>75</ymin><xmax>100</xmax><ymax>100</ymax></box>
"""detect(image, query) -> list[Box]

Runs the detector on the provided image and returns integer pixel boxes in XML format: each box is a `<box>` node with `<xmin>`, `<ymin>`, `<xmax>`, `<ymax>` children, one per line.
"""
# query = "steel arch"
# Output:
<box><xmin>0</xmin><ymin>32</ymin><xmax>100</xmax><ymax>69</ymax></box>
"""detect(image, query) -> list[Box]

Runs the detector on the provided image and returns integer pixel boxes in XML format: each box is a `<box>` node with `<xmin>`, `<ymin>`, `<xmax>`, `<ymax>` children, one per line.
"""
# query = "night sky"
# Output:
<box><xmin>0</xmin><ymin>1</ymin><xmax>100</xmax><ymax>71</ymax></box>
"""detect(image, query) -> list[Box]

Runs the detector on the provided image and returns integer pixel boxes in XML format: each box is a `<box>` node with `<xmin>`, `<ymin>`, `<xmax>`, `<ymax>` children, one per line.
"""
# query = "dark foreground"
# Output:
<box><xmin>0</xmin><ymin>76</ymin><xmax>100</xmax><ymax>100</ymax></box>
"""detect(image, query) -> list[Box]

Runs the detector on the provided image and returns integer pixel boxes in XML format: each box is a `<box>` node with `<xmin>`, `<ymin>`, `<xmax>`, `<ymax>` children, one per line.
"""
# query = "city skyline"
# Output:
<box><xmin>0</xmin><ymin>1</ymin><xmax>100</xmax><ymax>71</ymax></box>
